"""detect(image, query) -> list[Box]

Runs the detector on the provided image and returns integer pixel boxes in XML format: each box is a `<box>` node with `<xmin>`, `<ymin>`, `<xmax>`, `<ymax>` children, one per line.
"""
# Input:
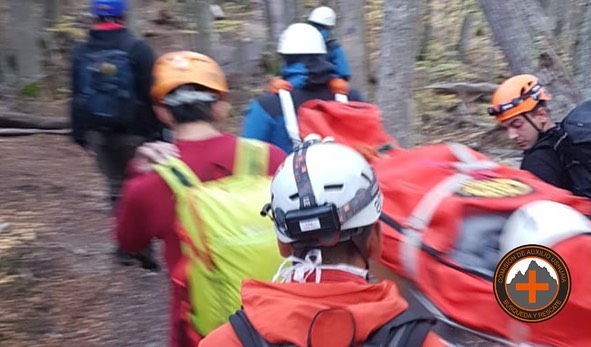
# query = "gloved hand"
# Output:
<box><xmin>131</xmin><ymin>141</ymin><xmax>180</xmax><ymax>174</ymax></box>
<box><xmin>328</xmin><ymin>78</ymin><xmax>350</xmax><ymax>95</ymax></box>
<box><xmin>267</xmin><ymin>77</ymin><xmax>293</xmax><ymax>94</ymax></box>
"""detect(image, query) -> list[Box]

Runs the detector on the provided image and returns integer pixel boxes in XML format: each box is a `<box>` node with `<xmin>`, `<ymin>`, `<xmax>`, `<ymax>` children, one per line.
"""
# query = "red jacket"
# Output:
<box><xmin>115</xmin><ymin>134</ymin><xmax>286</xmax><ymax>347</ymax></box>
<box><xmin>199</xmin><ymin>271</ymin><xmax>447</xmax><ymax>347</ymax></box>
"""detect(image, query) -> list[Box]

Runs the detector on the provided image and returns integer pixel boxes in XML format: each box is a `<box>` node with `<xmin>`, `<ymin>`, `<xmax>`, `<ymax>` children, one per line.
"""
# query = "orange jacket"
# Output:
<box><xmin>199</xmin><ymin>271</ymin><xmax>446</xmax><ymax>347</ymax></box>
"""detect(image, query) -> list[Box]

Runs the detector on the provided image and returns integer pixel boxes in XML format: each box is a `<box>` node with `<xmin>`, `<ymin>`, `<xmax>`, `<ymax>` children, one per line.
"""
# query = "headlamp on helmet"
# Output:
<box><xmin>263</xmin><ymin>138</ymin><xmax>382</xmax><ymax>247</ymax></box>
<box><xmin>488</xmin><ymin>82</ymin><xmax>544</xmax><ymax>117</ymax></box>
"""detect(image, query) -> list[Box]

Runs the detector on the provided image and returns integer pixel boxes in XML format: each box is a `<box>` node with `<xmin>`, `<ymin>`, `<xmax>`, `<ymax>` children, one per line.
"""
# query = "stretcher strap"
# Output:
<box><xmin>401</xmin><ymin>173</ymin><xmax>471</xmax><ymax>277</ymax></box>
<box><xmin>401</xmin><ymin>142</ymin><xmax>498</xmax><ymax>277</ymax></box>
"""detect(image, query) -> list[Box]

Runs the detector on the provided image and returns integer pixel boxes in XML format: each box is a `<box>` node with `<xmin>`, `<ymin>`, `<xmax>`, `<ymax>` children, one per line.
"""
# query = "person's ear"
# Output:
<box><xmin>278</xmin><ymin>240</ymin><xmax>292</xmax><ymax>258</ymax></box>
<box><xmin>211</xmin><ymin>100</ymin><xmax>231</xmax><ymax>122</ymax></box>
<box><xmin>367</xmin><ymin>223</ymin><xmax>383</xmax><ymax>260</ymax></box>
<box><xmin>153</xmin><ymin>104</ymin><xmax>175</xmax><ymax>127</ymax></box>
<box><xmin>534</xmin><ymin>106</ymin><xmax>550</xmax><ymax>120</ymax></box>
<box><xmin>533</xmin><ymin>106</ymin><xmax>551</xmax><ymax>128</ymax></box>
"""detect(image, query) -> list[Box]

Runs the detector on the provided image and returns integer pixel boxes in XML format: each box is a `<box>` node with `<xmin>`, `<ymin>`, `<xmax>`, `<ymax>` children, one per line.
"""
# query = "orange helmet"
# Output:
<box><xmin>488</xmin><ymin>74</ymin><xmax>552</xmax><ymax>122</ymax></box>
<box><xmin>151</xmin><ymin>51</ymin><xmax>228</xmax><ymax>102</ymax></box>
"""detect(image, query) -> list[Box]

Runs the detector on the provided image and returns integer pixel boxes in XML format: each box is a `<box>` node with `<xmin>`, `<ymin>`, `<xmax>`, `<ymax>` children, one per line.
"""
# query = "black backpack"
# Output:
<box><xmin>228</xmin><ymin>295</ymin><xmax>436</xmax><ymax>347</ymax></box>
<box><xmin>554</xmin><ymin>100</ymin><xmax>591</xmax><ymax>199</ymax></box>
<box><xmin>74</xmin><ymin>35</ymin><xmax>140</xmax><ymax>131</ymax></box>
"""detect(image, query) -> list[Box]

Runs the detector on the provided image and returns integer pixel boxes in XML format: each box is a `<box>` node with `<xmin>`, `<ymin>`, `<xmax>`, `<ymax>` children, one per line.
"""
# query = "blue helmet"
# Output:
<box><xmin>91</xmin><ymin>0</ymin><xmax>128</xmax><ymax>17</ymax></box>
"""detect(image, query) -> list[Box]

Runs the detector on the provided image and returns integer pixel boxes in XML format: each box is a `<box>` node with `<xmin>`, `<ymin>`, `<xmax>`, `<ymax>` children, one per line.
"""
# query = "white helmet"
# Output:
<box><xmin>268</xmin><ymin>138</ymin><xmax>382</xmax><ymax>245</ymax></box>
<box><xmin>308</xmin><ymin>6</ymin><xmax>336</xmax><ymax>27</ymax></box>
<box><xmin>277</xmin><ymin>23</ymin><xmax>327</xmax><ymax>55</ymax></box>
<box><xmin>500</xmin><ymin>200</ymin><xmax>591</xmax><ymax>255</ymax></box>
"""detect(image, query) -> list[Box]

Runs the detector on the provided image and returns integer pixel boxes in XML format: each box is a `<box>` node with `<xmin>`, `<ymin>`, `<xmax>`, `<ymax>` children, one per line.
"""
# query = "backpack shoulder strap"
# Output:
<box><xmin>229</xmin><ymin>310</ymin><xmax>273</xmax><ymax>347</ymax></box>
<box><xmin>365</xmin><ymin>295</ymin><xmax>436</xmax><ymax>347</ymax></box>
<box><xmin>117</xmin><ymin>34</ymin><xmax>140</xmax><ymax>53</ymax></box>
<box><xmin>154</xmin><ymin>157</ymin><xmax>203</xmax><ymax>196</ymax></box>
<box><xmin>234</xmin><ymin>138</ymin><xmax>271</xmax><ymax>176</ymax></box>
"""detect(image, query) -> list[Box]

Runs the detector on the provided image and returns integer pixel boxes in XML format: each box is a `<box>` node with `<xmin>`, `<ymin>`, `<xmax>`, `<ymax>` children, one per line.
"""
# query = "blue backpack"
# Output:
<box><xmin>76</xmin><ymin>36</ymin><xmax>140</xmax><ymax>130</ymax></box>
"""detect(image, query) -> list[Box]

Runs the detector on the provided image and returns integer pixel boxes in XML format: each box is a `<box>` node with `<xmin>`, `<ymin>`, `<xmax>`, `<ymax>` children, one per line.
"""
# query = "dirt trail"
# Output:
<box><xmin>0</xmin><ymin>135</ymin><xmax>169</xmax><ymax>347</ymax></box>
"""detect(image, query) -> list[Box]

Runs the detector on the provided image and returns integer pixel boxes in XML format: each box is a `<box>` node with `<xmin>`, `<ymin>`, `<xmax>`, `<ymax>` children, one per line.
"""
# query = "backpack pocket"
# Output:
<box><xmin>80</xmin><ymin>49</ymin><xmax>138</xmax><ymax>130</ymax></box>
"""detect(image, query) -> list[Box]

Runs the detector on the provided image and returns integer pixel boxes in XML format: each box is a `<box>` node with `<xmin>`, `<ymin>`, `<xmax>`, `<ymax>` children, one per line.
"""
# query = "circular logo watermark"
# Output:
<box><xmin>494</xmin><ymin>244</ymin><xmax>571</xmax><ymax>323</ymax></box>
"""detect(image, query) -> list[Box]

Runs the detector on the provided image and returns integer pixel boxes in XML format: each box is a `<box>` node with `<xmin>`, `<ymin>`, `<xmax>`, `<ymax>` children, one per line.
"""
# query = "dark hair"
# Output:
<box><xmin>292</xmin><ymin>224</ymin><xmax>374</xmax><ymax>263</ymax></box>
<box><xmin>165</xmin><ymin>84</ymin><xmax>217</xmax><ymax>124</ymax></box>
<box><xmin>534</xmin><ymin>100</ymin><xmax>547</xmax><ymax>112</ymax></box>
<box><xmin>96</xmin><ymin>15</ymin><xmax>125</xmax><ymax>24</ymax></box>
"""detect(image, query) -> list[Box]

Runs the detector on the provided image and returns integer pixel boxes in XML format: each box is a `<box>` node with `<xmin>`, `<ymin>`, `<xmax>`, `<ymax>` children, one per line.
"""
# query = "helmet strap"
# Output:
<box><xmin>351</xmin><ymin>228</ymin><xmax>370</xmax><ymax>268</ymax></box>
<box><xmin>523</xmin><ymin>113</ymin><xmax>543</xmax><ymax>134</ymax></box>
<box><xmin>272</xmin><ymin>249</ymin><xmax>369</xmax><ymax>284</ymax></box>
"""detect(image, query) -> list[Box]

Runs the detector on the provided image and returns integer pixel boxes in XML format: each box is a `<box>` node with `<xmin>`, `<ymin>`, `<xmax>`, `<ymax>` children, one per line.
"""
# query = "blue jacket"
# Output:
<box><xmin>241</xmin><ymin>58</ymin><xmax>363</xmax><ymax>154</ymax></box>
<box><xmin>314</xmin><ymin>25</ymin><xmax>351</xmax><ymax>81</ymax></box>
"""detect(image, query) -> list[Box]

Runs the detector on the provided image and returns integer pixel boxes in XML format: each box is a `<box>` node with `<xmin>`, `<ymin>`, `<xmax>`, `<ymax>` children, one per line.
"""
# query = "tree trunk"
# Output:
<box><xmin>9</xmin><ymin>0</ymin><xmax>44</xmax><ymax>86</ymax></box>
<box><xmin>458</xmin><ymin>12</ymin><xmax>473</xmax><ymax>62</ymax></box>
<box><xmin>336</xmin><ymin>0</ymin><xmax>368</xmax><ymax>97</ymax></box>
<box><xmin>261</xmin><ymin>0</ymin><xmax>279</xmax><ymax>53</ymax></box>
<box><xmin>552</xmin><ymin>1</ymin><xmax>568</xmax><ymax>37</ymax></box>
<box><xmin>573</xmin><ymin>0</ymin><xmax>591</xmax><ymax>99</ymax></box>
<box><xmin>269</xmin><ymin>0</ymin><xmax>285</xmax><ymax>43</ymax></box>
<box><xmin>186</xmin><ymin>0</ymin><xmax>212</xmax><ymax>56</ymax></box>
<box><xmin>376</xmin><ymin>0</ymin><xmax>421</xmax><ymax>148</ymax></box>
<box><xmin>196</xmin><ymin>0</ymin><xmax>213</xmax><ymax>57</ymax></box>
<box><xmin>486</xmin><ymin>43</ymin><xmax>496</xmax><ymax>81</ymax></box>
<box><xmin>283</xmin><ymin>0</ymin><xmax>303</xmax><ymax>26</ymax></box>
<box><xmin>539</xmin><ymin>0</ymin><xmax>551</xmax><ymax>12</ymax></box>
<box><xmin>568</xmin><ymin>1</ymin><xmax>586</xmax><ymax>59</ymax></box>
<box><xmin>538</xmin><ymin>0</ymin><xmax>555</xmax><ymax>32</ymax></box>
<box><xmin>43</xmin><ymin>0</ymin><xmax>62</xmax><ymax>28</ymax></box>
<box><xmin>0</xmin><ymin>111</ymin><xmax>69</xmax><ymax>129</ymax></box>
<box><xmin>127</xmin><ymin>0</ymin><xmax>143</xmax><ymax>37</ymax></box>
<box><xmin>0</xmin><ymin>6</ymin><xmax>10</xmax><ymax>84</ymax></box>
<box><xmin>416</xmin><ymin>0</ymin><xmax>432</xmax><ymax>61</ymax></box>
<box><xmin>0</xmin><ymin>129</ymin><xmax>70</xmax><ymax>136</ymax></box>
<box><xmin>477</xmin><ymin>0</ymin><xmax>582</xmax><ymax>120</ymax></box>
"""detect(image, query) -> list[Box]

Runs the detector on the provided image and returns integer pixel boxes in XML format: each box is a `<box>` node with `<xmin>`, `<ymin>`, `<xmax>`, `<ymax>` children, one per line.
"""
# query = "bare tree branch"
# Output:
<box><xmin>422</xmin><ymin>82</ymin><xmax>498</xmax><ymax>96</ymax></box>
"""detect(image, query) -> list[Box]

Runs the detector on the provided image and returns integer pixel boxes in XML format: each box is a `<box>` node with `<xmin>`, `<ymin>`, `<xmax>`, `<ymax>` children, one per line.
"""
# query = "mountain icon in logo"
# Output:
<box><xmin>494</xmin><ymin>245</ymin><xmax>571</xmax><ymax>323</ymax></box>
<box><xmin>507</xmin><ymin>260</ymin><xmax>558</xmax><ymax>310</ymax></box>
